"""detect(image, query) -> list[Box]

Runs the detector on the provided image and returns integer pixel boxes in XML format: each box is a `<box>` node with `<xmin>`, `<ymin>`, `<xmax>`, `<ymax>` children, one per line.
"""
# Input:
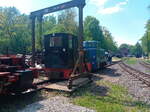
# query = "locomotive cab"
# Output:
<box><xmin>83</xmin><ymin>41</ymin><xmax>107</xmax><ymax>71</ymax></box>
<box><xmin>43</xmin><ymin>33</ymin><xmax>78</xmax><ymax>79</ymax></box>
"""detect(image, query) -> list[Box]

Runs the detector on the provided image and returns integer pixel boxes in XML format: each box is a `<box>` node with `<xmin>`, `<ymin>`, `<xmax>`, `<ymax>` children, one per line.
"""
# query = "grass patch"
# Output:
<box><xmin>72</xmin><ymin>80</ymin><xmax>150</xmax><ymax>112</ymax></box>
<box><xmin>124</xmin><ymin>58</ymin><xmax>137</xmax><ymax>65</ymax></box>
<box><xmin>142</xmin><ymin>58</ymin><xmax>150</xmax><ymax>64</ymax></box>
<box><xmin>145</xmin><ymin>60</ymin><xmax>150</xmax><ymax>64</ymax></box>
<box><xmin>145</xmin><ymin>70</ymin><xmax>150</xmax><ymax>73</ymax></box>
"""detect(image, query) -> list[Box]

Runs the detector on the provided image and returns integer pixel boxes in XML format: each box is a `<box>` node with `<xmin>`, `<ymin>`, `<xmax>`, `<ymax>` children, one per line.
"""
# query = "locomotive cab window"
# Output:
<box><xmin>69</xmin><ymin>37</ymin><xmax>73</xmax><ymax>49</ymax></box>
<box><xmin>49</xmin><ymin>37</ymin><xmax>63</xmax><ymax>47</ymax></box>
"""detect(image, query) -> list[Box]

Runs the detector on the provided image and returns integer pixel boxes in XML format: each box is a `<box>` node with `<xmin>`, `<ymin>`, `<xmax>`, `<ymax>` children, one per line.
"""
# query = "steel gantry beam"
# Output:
<box><xmin>30</xmin><ymin>0</ymin><xmax>85</xmax><ymax>66</ymax></box>
<box><xmin>30</xmin><ymin>0</ymin><xmax>85</xmax><ymax>18</ymax></box>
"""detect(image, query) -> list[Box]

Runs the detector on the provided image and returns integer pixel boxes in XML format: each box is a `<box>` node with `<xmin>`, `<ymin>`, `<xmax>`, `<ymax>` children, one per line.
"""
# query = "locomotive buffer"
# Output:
<box><xmin>30</xmin><ymin>0</ymin><xmax>93</xmax><ymax>92</ymax></box>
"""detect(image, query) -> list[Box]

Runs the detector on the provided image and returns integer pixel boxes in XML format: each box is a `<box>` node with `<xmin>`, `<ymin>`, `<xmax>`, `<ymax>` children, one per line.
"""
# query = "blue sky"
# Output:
<box><xmin>0</xmin><ymin>0</ymin><xmax>149</xmax><ymax>46</ymax></box>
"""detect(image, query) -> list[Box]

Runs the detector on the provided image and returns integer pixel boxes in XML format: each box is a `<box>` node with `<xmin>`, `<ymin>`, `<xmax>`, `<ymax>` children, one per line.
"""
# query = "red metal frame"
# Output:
<box><xmin>44</xmin><ymin>62</ymin><xmax>92</xmax><ymax>79</ymax></box>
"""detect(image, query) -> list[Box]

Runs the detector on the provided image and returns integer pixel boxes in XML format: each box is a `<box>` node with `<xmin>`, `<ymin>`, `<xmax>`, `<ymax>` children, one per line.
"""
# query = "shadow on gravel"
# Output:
<box><xmin>98</xmin><ymin>67</ymin><xmax>122</xmax><ymax>77</ymax></box>
<box><xmin>0</xmin><ymin>90</ymin><xmax>46</xmax><ymax>112</ymax></box>
<box><xmin>18</xmin><ymin>102</ymin><xmax>44</xmax><ymax>112</ymax></box>
<box><xmin>71</xmin><ymin>82</ymin><xmax>109</xmax><ymax>97</ymax></box>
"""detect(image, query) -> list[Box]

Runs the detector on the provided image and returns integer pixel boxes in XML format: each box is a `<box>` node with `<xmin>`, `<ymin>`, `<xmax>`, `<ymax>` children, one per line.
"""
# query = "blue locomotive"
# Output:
<box><xmin>83</xmin><ymin>41</ymin><xmax>107</xmax><ymax>71</ymax></box>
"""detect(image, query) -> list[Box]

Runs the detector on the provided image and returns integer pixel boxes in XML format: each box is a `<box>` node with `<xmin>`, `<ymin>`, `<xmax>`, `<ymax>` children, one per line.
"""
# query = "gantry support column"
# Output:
<box><xmin>78</xmin><ymin>5</ymin><xmax>84</xmax><ymax>51</ymax></box>
<box><xmin>31</xmin><ymin>17</ymin><xmax>35</xmax><ymax>66</ymax></box>
<box><xmin>38</xmin><ymin>15</ymin><xmax>43</xmax><ymax>50</ymax></box>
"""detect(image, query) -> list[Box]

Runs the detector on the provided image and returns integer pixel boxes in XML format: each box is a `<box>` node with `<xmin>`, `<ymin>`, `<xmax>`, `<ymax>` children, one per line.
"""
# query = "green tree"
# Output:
<box><xmin>84</xmin><ymin>16</ymin><xmax>103</xmax><ymax>42</ymax></box>
<box><xmin>43</xmin><ymin>16</ymin><xmax>56</xmax><ymax>34</ymax></box>
<box><xmin>102</xmin><ymin>27</ymin><xmax>117</xmax><ymax>52</ymax></box>
<box><xmin>119</xmin><ymin>44</ymin><xmax>130</xmax><ymax>50</ymax></box>
<box><xmin>0</xmin><ymin>7</ymin><xmax>31</xmax><ymax>54</ymax></box>
<box><xmin>141</xmin><ymin>19</ymin><xmax>150</xmax><ymax>57</ymax></box>
<box><xmin>84</xmin><ymin>16</ymin><xmax>117</xmax><ymax>52</ymax></box>
<box><xmin>134</xmin><ymin>42</ymin><xmax>143</xmax><ymax>58</ymax></box>
<box><xmin>0</xmin><ymin>7</ymin><xmax>118</xmax><ymax>55</ymax></box>
<box><xmin>35</xmin><ymin>15</ymin><xmax>57</xmax><ymax>51</ymax></box>
<box><xmin>57</xmin><ymin>9</ymin><xmax>77</xmax><ymax>34</ymax></box>
<box><xmin>129</xmin><ymin>45</ymin><xmax>136</xmax><ymax>55</ymax></box>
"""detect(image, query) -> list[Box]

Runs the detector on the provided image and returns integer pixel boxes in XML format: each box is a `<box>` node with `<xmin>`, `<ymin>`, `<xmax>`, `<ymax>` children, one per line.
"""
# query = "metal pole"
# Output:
<box><xmin>78</xmin><ymin>6</ymin><xmax>84</xmax><ymax>51</ymax></box>
<box><xmin>78</xmin><ymin>5</ymin><xmax>86</xmax><ymax>73</ymax></box>
<box><xmin>31</xmin><ymin>17</ymin><xmax>35</xmax><ymax>66</ymax></box>
<box><xmin>147</xmin><ymin>31</ymin><xmax>149</xmax><ymax>58</ymax></box>
<box><xmin>38</xmin><ymin>15</ymin><xmax>43</xmax><ymax>50</ymax></box>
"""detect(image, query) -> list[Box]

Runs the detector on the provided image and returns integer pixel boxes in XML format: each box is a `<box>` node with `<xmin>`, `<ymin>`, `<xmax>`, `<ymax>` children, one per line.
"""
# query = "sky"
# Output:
<box><xmin>0</xmin><ymin>0</ymin><xmax>150</xmax><ymax>46</ymax></box>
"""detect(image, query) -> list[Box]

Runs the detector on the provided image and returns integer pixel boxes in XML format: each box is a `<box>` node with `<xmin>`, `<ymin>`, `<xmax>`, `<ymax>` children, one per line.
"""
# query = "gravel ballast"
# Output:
<box><xmin>111</xmin><ymin>64</ymin><xmax>150</xmax><ymax>104</ymax></box>
<box><xmin>18</xmin><ymin>63</ymin><xmax>150</xmax><ymax>112</ymax></box>
<box><xmin>130</xmin><ymin>61</ymin><xmax>150</xmax><ymax>74</ymax></box>
<box><xmin>18</xmin><ymin>96</ymin><xmax>95</xmax><ymax>112</ymax></box>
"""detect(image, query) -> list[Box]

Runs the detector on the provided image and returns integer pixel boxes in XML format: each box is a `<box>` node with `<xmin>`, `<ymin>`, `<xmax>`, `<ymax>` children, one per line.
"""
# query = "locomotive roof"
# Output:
<box><xmin>83</xmin><ymin>41</ymin><xmax>99</xmax><ymax>43</ymax></box>
<box><xmin>44</xmin><ymin>33</ymin><xmax>77</xmax><ymax>38</ymax></box>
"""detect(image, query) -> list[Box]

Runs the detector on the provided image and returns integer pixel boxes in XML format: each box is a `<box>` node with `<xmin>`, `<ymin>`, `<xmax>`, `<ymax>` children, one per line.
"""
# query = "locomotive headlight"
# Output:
<box><xmin>63</xmin><ymin>48</ymin><xmax>66</xmax><ymax>52</ymax></box>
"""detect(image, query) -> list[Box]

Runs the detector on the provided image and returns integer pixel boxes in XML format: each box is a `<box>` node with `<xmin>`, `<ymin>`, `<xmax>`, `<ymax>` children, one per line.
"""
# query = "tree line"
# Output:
<box><xmin>141</xmin><ymin>19</ymin><xmax>150</xmax><ymax>57</ymax></box>
<box><xmin>0</xmin><ymin>7</ymin><xmax>117</xmax><ymax>55</ymax></box>
<box><xmin>119</xmin><ymin>19</ymin><xmax>150</xmax><ymax>58</ymax></box>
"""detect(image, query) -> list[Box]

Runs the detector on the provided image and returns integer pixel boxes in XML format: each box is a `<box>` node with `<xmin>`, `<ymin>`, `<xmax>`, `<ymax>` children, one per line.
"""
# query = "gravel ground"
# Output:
<box><xmin>109</xmin><ymin>64</ymin><xmax>150</xmax><ymax>104</ymax></box>
<box><xmin>18</xmin><ymin>96</ymin><xmax>95</xmax><ymax>112</ymax></box>
<box><xmin>18</xmin><ymin>63</ymin><xmax>150</xmax><ymax>112</ymax></box>
<box><xmin>130</xmin><ymin>61</ymin><xmax>150</xmax><ymax>74</ymax></box>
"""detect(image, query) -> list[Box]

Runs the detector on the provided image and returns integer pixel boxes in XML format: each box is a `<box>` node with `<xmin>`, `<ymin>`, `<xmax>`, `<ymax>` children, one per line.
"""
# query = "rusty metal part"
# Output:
<box><xmin>67</xmin><ymin>72</ymin><xmax>92</xmax><ymax>89</ymax></box>
<box><xmin>119</xmin><ymin>62</ymin><xmax>150</xmax><ymax>87</ymax></box>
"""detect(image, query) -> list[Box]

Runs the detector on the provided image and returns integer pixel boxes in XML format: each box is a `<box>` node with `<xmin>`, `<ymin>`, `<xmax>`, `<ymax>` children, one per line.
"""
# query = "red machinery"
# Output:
<box><xmin>0</xmin><ymin>55</ymin><xmax>38</xmax><ymax>94</ymax></box>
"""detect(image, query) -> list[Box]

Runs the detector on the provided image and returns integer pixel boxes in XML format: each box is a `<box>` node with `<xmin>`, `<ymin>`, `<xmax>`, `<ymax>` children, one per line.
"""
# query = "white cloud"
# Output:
<box><xmin>118</xmin><ymin>0</ymin><xmax>128</xmax><ymax>6</ymax></box>
<box><xmin>90</xmin><ymin>0</ymin><xmax>108</xmax><ymax>6</ymax></box>
<box><xmin>0</xmin><ymin>0</ymin><xmax>33</xmax><ymax>14</ymax></box>
<box><xmin>99</xmin><ymin>5</ymin><xmax>122</xmax><ymax>14</ymax></box>
<box><xmin>90</xmin><ymin>0</ymin><xmax>128</xmax><ymax>15</ymax></box>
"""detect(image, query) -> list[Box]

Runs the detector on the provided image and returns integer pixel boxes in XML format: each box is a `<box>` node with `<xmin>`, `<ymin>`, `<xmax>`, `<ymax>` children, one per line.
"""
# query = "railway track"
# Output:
<box><xmin>139</xmin><ymin>61</ymin><xmax>150</xmax><ymax>69</ymax></box>
<box><xmin>119</xmin><ymin>62</ymin><xmax>150</xmax><ymax>87</ymax></box>
<box><xmin>23</xmin><ymin>61</ymin><xmax>121</xmax><ymax>94</ymax></box>
<box><xmin>14</xmin><ymin>61</ymin><xmax>121</xmax><ymax>95</ymax></box>
<box><xmin>105</xmin><ymin>60</ymin><xmax>122</xmax><ymax>68</ymax></box>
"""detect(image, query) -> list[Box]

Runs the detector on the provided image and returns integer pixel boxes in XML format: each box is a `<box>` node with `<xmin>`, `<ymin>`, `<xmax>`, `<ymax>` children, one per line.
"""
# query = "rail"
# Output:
<box><xmin>119</xmin><ymin>62</ymin><xmax>150</xmax><ymax>87</ymax></box>
<box><xmin>139</xmin><ymin>61</ymin><xmax>150</xmax><ymax>69</ymax></box>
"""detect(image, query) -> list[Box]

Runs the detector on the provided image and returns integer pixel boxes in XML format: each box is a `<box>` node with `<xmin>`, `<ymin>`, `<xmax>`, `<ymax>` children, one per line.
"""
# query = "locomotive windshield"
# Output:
<box><xmin>49</xmin><ymin>37</ymin><xmax>63</xmax><ymax>47</ymax></box>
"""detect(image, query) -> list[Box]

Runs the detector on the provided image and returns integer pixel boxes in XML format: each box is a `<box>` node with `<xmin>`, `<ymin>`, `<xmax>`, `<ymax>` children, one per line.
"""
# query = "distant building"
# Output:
<box><xmin>119</xmin><ymin>47</ymin><xmax>129</xmax><ymax>57</ymax></box>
